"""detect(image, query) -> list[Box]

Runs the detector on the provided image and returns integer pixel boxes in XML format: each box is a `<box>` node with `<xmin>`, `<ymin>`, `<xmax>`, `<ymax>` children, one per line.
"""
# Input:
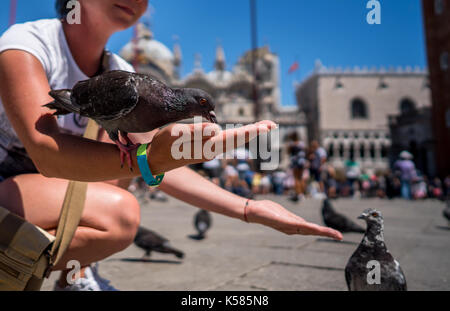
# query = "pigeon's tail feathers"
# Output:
<box><xmin>45</xmin><ymin>89</ymin><xmax>79</xmax><ymax>115</ymax></box>
<box><xmin>165</xmin><ymin>246</ymin><xmax>184</xmax><ymax>259</ymax></box>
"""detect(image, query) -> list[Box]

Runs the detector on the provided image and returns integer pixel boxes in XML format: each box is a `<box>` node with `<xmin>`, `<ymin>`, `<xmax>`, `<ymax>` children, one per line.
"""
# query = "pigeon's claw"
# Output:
<box><xmin>114</xmin><ymin>140</ymin><xmax>141</xmax><ymax>171</ymax></box>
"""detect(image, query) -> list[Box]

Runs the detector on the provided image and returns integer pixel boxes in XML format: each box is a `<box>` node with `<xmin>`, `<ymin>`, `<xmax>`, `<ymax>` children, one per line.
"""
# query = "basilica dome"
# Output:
<box><xmin>119</xmin><ymin>23</ymin><xmax>177</xmax><ymax>83</ymax></box>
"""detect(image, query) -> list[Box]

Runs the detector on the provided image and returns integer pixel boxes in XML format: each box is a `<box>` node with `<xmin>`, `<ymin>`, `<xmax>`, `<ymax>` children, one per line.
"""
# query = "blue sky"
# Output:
<box><xmin>0</xmin><ymin>0</ymin><xmax>427</xmax><ymax>107</ymax></box>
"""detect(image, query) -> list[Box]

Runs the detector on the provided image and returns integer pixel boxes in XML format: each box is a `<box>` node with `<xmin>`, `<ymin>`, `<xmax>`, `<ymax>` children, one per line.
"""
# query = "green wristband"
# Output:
<box><xmin>136</xmin><ymin>143</ymin><xmax>164</xmax><ymax>187</ymax></box>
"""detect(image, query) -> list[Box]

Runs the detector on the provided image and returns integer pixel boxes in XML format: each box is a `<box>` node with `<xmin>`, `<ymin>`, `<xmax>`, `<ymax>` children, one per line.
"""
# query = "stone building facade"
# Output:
<box><xmin>295</xmin><ymin>61</ymin><xmax>431</xmax><ymax>172</ymax></box>
<box><xmin>422</xmin><ymin>0</ymin><xmax>450</xmax><ymax>177</ymax></box>
<box><xmin>120</xmin><ymin>24</ymin><xmax>306</xmax><ymax>169</ymax></box>
<box><xmin>388</xmin><ymin>107</ymin><xmax>435</xmax><ymax>176</ymax></box>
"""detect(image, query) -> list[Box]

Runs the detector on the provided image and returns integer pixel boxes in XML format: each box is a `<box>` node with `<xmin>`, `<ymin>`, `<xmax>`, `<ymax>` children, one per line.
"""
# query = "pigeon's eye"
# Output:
<box><xmin>371</xmin><ymin>212</ymin><xmax>379</xmax><ymax>217</ymax></box>
<box><xmin>199</xmin><ymin>98</ymin><xmax>207</xmax><ymax>105</ymax></box>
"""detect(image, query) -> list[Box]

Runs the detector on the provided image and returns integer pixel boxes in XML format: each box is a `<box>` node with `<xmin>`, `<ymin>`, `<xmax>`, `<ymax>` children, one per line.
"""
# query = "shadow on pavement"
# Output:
<box><xmin>435</xmin><ymin>225</ymin><xmax>450</xmax><ymax>231</ymax></box>
<box><xmin>114</xmin><ymin>258</ymin><xmax>183</xmax><ymax>264</ymax></box>
<box><xmin>187</xmin><ymin>234</ymin><xmax>206</xmax><ymax>241</ymax></box>
<box><xmin>316</xmin><ymin>238</ymin><xmax>359</xmax><ymax>245</ymax></box>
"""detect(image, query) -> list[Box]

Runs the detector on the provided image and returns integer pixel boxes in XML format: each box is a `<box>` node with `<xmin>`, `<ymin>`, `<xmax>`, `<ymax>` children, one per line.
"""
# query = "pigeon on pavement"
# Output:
<box><xmin>345</xmin><ymin>208</ymin><xmax>407</xmax><ymax>291</ymax></box>
<box><xmin>45</xmin><ymin>70</ymin><xmax>217</xmax><ymax>169</ymax></box>
<box><xmin>194</xmin><ymin>209</ymin><xmax>212</xmax><ymax>239</ymax></box>
<box><xmin>321</xmin><ymin>199</ymin><xmax>365</xmax><ymax>233</ymax></box>
<box><xmin>134</xmin><ymin>226</ymin><xmax>184</xmax><ymax>259</ymax></box>
<box><xmin>443</xmin><ymin>200</ymin><xmax>450</xmax><ymax>225</ymax></box>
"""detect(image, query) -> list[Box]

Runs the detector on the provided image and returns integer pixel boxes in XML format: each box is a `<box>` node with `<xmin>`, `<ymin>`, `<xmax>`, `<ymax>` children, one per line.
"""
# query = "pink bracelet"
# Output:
<box><xmin>244</xmin><ymin>199</ymin><xmax>251</xmax><ymax>223</ymax></box>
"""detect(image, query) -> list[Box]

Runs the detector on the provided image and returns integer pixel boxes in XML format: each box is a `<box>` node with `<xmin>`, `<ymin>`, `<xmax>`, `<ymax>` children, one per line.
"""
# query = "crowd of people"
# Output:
<box><xmin>190</xmin><ymin>134</ymin><xmax>450</xmax><ymax>202</ymax></box>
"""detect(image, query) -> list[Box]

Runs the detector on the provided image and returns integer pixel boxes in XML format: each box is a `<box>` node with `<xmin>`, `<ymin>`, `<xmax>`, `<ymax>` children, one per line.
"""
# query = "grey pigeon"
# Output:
<box><xmin>194</xmin><ymin>209</ymin><xmax>212</xmax><ymax>239</ymax></box>
<box><xmin>321</xmin><ymin>199</ymin><xmax>365</xmax><ymax>233</ymax></box>
<box><xmin>443</xmin><ymin>200</ymin><xmax>450</xmax><ymax>225</ymax></box>
<box><xmin>345</xmin><ymin>208</ymin><xmax>407</xmax><ymax>291</ymax></box>
<box><xmin>45</xmin><ymin>70</ymin><xmax>217</xmax><ymax>169</ymax></box>
<box><xmin>134</xmin><ymin>226</ymin><xmax>184</xmax><ymax>259</ymax></box>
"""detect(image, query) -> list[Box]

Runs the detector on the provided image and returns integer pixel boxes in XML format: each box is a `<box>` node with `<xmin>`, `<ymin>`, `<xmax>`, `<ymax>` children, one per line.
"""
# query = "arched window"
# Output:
<box><xmin>381</xmin><ymin>144</ymin><xmax>388</xmax><ymax>158</ymax></box>
<box><xmin>338</xmin><ymin>143</ymin><xmax>344</xmax><ymax>158</ymax></box>
<box><xmin>349</xmin><ymin>142</ymin><xmax>355</xmax><ymax>160</ymax></box>
<box><xmin>400</xmin><ymin>98</ymin><xmax>416</xmax><ymax>114</ymax></box>
<box><xmin>359</xmin><ymin>144</ymin><xmax>365</xmax><ymax>158</ymax></box>
<box><xmin>328</xmin><ymin>143</ymin><xmax>334</xmax><ymax>158</ymax></box>
<box><xmin>369</xmin><ymin>143</ymin><xmax>376</xmax><ymax>159</ymax></box>
<box><xmin>351</xmin><ymin>98</ymin><xmax>368</xmax><ymax>119</ymax></box>
<box><xmin>238</xmin><ymin>107</ymin><xmax>245</xmax><ymax>116</ymax></box>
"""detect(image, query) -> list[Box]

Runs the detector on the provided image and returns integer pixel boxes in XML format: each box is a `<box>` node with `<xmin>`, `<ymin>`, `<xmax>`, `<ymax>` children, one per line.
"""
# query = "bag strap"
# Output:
<box><xmin>46</xmin><ymin>119</ymin><xmax>99</xmax><ymax>273</ymax></box>
<box><xmin>46</xmin><ymin>51</ymin><xmax>112</xmax><ymax>275</ymax></box>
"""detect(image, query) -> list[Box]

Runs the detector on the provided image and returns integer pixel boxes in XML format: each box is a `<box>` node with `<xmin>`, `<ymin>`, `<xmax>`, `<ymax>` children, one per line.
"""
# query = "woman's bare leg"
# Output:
<box><xmin>0</xmin><ymin>174</ymin><xmax>141</xmax><ymax>272</ymax></box>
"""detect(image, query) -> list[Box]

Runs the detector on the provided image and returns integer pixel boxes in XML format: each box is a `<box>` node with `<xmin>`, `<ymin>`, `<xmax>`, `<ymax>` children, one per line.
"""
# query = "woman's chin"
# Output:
<box><xmin>109</xmin><ymin>13</ymin><xmax>138</xmax><ymax>30</ymax></box>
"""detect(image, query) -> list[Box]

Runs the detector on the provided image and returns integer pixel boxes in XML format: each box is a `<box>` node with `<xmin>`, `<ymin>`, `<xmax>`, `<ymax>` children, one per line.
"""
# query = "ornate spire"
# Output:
<box><xmin>173</xmin><ymin>35</ymin><xmax>182</xmax><ymax>67</ymax></box>
<box><xmin>136</xmin><ymin>22</ymin><xmax>153</xmax><ymax>40</ymax></box>
<box><xmin>194</xmin><ymin>53</ymin><xmax>203</xmax><ymax>72</ymax></box>
<box><xmin>214</xmin><ymin>42</ymin><xmax>226</xmax><ymax>71</ymax></box>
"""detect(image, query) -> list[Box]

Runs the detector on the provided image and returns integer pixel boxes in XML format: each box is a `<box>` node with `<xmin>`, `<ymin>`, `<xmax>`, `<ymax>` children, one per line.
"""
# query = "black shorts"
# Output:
<box><xmin>0</xmin><ymin>145</ymin><xmax>38</xmax><ymax>181</ymax></box>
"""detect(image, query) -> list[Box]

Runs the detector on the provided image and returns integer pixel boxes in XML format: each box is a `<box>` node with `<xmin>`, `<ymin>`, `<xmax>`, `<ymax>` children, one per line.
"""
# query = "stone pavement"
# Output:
<box><xmin>42</xmin><ymin>194</ymin><xmax>450</xmax><ymax>291</ymax></box>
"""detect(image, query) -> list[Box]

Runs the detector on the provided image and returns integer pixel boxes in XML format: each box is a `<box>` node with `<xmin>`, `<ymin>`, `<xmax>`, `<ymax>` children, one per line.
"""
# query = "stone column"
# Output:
<box><xmin>334</xmin><ymin>140</ymin><xmax>340</xmax><ymax>161</ymax></box>
<box><xmin>365</xmin><ymin>141</ymin><xmax>371</xmax><ymax>166</ymax></box>
<box><xmin>354</xmin><ymin>141</ymin><xmax>360</xmax><ymax>161</ymax></box>
<box><xmin>375</xmin><ymin>142</ymin><xmax>382</xmax><ymax>163</ymax></box>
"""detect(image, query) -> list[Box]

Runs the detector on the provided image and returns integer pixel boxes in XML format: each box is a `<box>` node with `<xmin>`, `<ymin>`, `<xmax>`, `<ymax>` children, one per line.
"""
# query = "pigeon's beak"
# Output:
<box><xmin>206</xmin><ymin>111</ymin><xmax>217</xmax><ymax>123</ymax></box>
<box><xmin>358</xmin><ymin>213</ymin><xmax>368</xmax><ymax>220</ymax></box>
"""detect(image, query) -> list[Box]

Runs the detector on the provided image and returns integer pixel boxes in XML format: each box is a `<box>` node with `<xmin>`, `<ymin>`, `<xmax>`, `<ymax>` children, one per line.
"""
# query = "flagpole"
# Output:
<box><xmin>9</xmin><ymin>0</ymin><xmax>17</xmax><ymax>26</ymax></box>
<box><xmin>250</xmin><ymin>0</ymin><xmax>260</xmax><ymax>122</ymax></box>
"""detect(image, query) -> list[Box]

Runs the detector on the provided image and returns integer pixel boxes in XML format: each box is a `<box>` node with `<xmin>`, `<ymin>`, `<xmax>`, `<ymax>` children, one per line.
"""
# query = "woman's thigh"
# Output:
<box><xmin>0</xmin><ymin>173</ymin><xmax>140</xmax><ymax>232</ymax></box>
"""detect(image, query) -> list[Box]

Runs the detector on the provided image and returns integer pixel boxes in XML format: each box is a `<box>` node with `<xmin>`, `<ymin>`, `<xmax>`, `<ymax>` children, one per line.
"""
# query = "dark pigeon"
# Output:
<box><xmin>194</xmin><ymin>209</ymin><xmax>212</xmax><ymax>239</ymax></box>
<box><xmin>321</xmin><ymin>199</ymin><xmax>365</xmax><ymax>233</ymax></box>
<box><xmin>443</xmin><ymin>200</ymin><xmax>450</xmax><ymax>225</ymax></box>
<box><xmin>345</xmin><ymin>208</ymin><xmax>407</xmax><ymax>291</ymax></box>
<box><xmin>44</xmin><ymin>70</ymin><xmax>217</xmax><ymax>169</ymax></box>
<box><xmin>134</xmin><ymin>226</ymin><xmax>184</xmax><ymax>259</ymax></box>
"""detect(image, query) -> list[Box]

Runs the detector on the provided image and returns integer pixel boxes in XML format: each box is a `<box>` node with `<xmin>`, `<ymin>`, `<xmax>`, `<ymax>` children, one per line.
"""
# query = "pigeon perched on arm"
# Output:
<box><xmin>134</xmin><ymin>226</ymin><xmax>184</xmax><ymax>259</ymax></box>
<box><xmin>345</xmin><ymin>208</ymin><xmax>407</xmax><ymax>291</ymax></box>
<box><xmin>44</xmin><ymin>70</ymin><xmax>217</xmax><ymax>169</ymax></box>
<box><xmin>194</xmin><ymin>209</ymin><xmax>212</xmax><ymax>239</ymax></box>
<box><xmin>321</xmin><ymin>199</ymin><xmax>365</xmax><ymax>233</ymax></box>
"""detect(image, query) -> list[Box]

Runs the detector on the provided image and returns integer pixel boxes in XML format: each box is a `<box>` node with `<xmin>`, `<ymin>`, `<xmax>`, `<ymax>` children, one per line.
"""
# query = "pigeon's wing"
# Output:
<box><xmin>344</xmin><ymin>265</ymin><xmax>353</xmax><ymax>291</ymax></box>
<box><xmin>443</xmin><ymin>207</ymin><xmax>450</xmax><ymax>221</ymax></box>
<box><xmin>380</xmin><ymin>253</ymin><xmax>407</xmax><ymax>291</ymax></box>
<box><xmin>342</xmin><ymin>218</ymin><xmax>366</xmax><ymax>233</ymax></box>
<box><xmin>324</xmin><ymin>214</ymin><xmax>348</xmax><ymax>232</ymax></box>
<box><xmin>73</xmin><ymin>70</ymin><xmax>139</xmax><ymax>121</ymax></box>
<box><xmin>135</xmin><ymin>232</ymin><xmax>166</xmax><ymax>250</ymax></box>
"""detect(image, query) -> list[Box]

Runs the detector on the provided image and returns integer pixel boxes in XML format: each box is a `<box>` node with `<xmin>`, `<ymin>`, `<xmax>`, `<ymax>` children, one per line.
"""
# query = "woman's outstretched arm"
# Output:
<box><xmin>160</xmin><ymin>166</ymin><xmax>343</xmax><ymax>240</ymax></box>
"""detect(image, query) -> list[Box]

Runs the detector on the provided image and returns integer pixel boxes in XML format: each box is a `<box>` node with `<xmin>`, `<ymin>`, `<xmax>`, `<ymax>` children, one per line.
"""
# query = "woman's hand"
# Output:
<box><xmin>246</xmin><ymin>199</ymin><xmax>343</xmax><ymax>240</ymax></box>
<box><xmin>143</xmin><ymin>120</ymin><xmax>277</xmax><ymax>175</ymax></box>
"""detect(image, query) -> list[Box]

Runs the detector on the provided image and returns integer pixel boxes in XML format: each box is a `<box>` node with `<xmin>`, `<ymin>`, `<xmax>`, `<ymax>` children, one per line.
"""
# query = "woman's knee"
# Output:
<box><xmin>107</xmin><ymin>189</ymin><xmax>141</xmax><ymax>251</ymax></box>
